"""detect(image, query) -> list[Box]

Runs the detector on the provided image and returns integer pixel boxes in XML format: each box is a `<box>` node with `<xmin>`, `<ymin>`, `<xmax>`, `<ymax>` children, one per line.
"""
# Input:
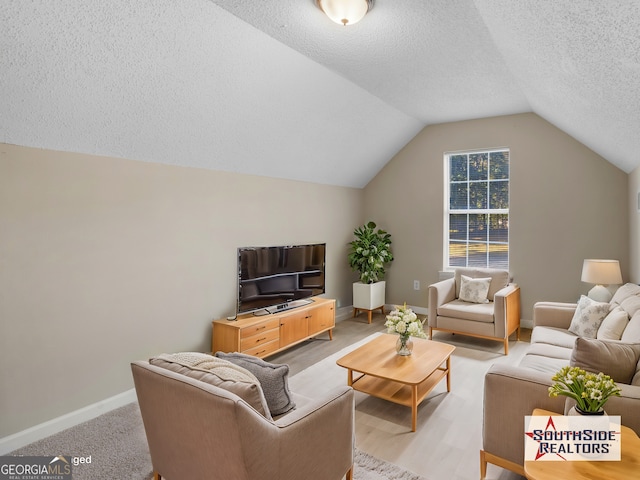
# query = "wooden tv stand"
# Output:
<box><xmin>212</xmin><ymin>297</ymin><xmax>335</xmax><ymax>358</ymax></box>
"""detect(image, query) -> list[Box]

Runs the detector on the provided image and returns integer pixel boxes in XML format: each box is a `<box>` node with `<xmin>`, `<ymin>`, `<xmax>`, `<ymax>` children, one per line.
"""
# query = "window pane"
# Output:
<box><xmin>469</xmin><ymin>182</ymin><xmax>487</xmax><ymax>209</ymax></box>
<box><xmin>469</xmin><ymin>153</ymin><xmax>488</xmax><ymax>181</ymax></box>
<box><xmin>450</xmin><ymin>154</ymin><xmax>467</xmax><ymax>181</ymax></box>
<box><xmin>489</xmin><ymin>245</ymin><xmax>509</xmax><ymax>269</ymax></box>
<box><xmin>450</xmin><ymin>183</ymin><xmax>468</xmax><ymax>209</ymax></box>
<box><xmin>488</xmin><ymin>214</ymin><xmax>509</xmax><ymax>243</ymax></box>
<box><xmin>468</xmin><ymin>243</ymin><xmax>488</xmax><ymax>267</ymax></box>
<box><xmin>449</xmin><ymin>214</ymin><xmax>467</xmax><ymax>241</ymax></box>
<box><xmin>469</xmin><ymin>214</ymin><xmax>487</xmax><ymax>241</ymax></box>
<box><xmin>489</xmin><ymin>180</ymin><xmax>508</xmax><ymax>209</ymax></box>
<box><xmin>449</xmin><ymin>241</ymin><xmax>467</xmax><ymax>267</ymax></box>
<box><xmin>490</xmin><ymin>151</ymin><xmax>509</xmax><ymax>180</ymax></box>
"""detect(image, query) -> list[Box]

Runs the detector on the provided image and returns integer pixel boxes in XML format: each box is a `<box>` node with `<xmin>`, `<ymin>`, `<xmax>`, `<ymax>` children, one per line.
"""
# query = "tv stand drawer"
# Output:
<box><xmin>240</xmin><ymin>327</ymin><xmax>279</xmax><ymax>351</ymax></box>
<box><xmin>240</xmin><ymin>318</ymin><xmax>279</xmax><ymax>338</ymax></box>
<box><xmin>244</xmin><ymin>339</ymin><xmax>280</xmax><ymax>358</ymax></box>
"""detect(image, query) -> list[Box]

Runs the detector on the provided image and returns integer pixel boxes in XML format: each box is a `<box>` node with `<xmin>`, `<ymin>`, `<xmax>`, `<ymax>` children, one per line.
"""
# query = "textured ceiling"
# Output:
<box><xmin>1</xmin><ymin>1</ymin><xmax>639</xmax><ymax>188</ymax></box>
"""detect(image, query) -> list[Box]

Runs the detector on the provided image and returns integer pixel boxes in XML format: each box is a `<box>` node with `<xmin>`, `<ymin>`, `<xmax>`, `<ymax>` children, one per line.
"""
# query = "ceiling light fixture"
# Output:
<box><xmin>316</xmin><ymin>0</ymin><xmax>374</xmax><ymax>26</ymax></box>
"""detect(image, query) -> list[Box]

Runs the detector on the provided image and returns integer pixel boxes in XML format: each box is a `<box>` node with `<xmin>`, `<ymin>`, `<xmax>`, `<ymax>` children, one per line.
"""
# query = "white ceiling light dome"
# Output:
<box><xmin>316</xmin><ymin>0</ymin><xmax>374</xmax><ymax>26</ymax></box>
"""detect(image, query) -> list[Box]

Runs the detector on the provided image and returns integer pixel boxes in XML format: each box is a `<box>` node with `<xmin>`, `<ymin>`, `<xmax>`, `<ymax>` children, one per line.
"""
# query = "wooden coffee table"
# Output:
<box><xmin>336</xmin><ymin>333</ymin><xmax>455</xmax><ymax>431</ymax></box>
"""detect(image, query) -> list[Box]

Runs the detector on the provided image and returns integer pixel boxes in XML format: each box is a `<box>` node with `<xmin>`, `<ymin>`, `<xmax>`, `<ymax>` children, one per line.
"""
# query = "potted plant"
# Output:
<box><xmin>548</xmin><ymin>366</ymin><xmax>621</xmax><ymax>415</ymax></box>
<box><xmin>348</xmin><ymin>221</ymin><xmax>393</xmax><ymax>321</ymax></box>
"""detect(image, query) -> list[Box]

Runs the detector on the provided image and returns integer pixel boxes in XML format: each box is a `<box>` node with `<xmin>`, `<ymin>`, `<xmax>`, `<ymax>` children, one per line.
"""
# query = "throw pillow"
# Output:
<box><xmin>215</xmin><ymin>352</ymin><xmax>296</xmax><ymax>416</ymax></box>
<box><xmin>619</xmin><ymin>294</ymin><xmax>640</xmax><ymax>318</ymax></box>
<box><xmin>622</xmin><ymin>311</ymin><xmax>640</xmax><ymax>343</ymax></box>
<box><xmin>610</xmin><ymin>282</ymin><xmax>640</xmax><ymax>306</ymax></box>
<box><xmin>568</xmin><ymin>295</ymin><xmax>610</xmax><ymax>339</ymax></box>
<box><xmin>458</xmin><ymin>275</ymin><xmax>491</xmax><ymax>304</ymax></box>
<box><xmin>149</xmin><ymin>353</ymin><xmax>272</xmax><ymax>419</ymax></box>
<box><xmin>596</xmin><ymin>306</ymin><xmax>629</xmax><ymax>341</ymax></box>
<box><xmin>570</xmin><ymin>337</ymin><xmax>640</xmax><ymax>385</ymax></box>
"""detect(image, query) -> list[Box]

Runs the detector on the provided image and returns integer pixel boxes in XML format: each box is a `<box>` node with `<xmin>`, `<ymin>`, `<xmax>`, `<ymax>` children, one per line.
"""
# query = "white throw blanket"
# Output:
<box><xmin>155</xmin><ymin>352</ymin><xmax>260</xmax><ymax>385</ymax></box>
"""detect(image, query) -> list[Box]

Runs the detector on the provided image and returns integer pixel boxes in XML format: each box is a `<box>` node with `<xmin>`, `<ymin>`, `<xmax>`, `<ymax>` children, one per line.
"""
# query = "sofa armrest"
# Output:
<box><xmin>483</xmin><ymin>363</ymin><xmax>565</xmax><ymax>467</ymax></box>
<box><xmin>428</xmin><ymin>277</ymin><xmax>456</xmax><ymax>327</ymax></box>
<box><xmin>533</xmin><ymin>301</ymin><xmax>577</xmax><ymax>329</ymax></box>
<box><xmin>273</xmin><ymin>386</ymin><xmax>354</xmax><ymax>479</ymax></box>
<box><xmin>493</xmin><ymin>284</ymin><xmax>521</xmax><ymax>338</ymax></box>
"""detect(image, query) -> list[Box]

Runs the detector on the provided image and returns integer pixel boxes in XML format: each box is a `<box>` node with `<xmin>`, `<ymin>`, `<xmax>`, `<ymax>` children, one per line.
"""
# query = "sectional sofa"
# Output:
<box><xmin>480</xmin><ymin>284</ymin><xmax>640</xmax><ymax>477</ymax></box>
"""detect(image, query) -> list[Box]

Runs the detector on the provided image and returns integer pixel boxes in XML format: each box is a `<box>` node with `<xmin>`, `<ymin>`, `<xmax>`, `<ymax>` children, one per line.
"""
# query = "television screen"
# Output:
<box><xmin>237</xmin><ymin>243</ymin><xmax>326</xmax><ymax>315</ymax></box>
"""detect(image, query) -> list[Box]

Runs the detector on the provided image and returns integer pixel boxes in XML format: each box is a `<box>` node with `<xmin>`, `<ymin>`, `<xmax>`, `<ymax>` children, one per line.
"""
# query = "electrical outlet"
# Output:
<box><xmin>413</xmin><ymin>280</ymin><xmax>420</xmax><ymax>290</ymax></box>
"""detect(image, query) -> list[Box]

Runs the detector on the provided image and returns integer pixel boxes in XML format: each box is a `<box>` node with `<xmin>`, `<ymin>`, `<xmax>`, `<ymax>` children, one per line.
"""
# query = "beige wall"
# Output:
<box><xmin>363</xmin><ymin>113</ymin><xmax>629</xmax><ymax>321</ymax></box>
<box><xmin>630</xmin><ymin>166</ymin><xmax>640</xmax><ymax>283</ymax></box>
<box><xmin>0</xmin><ymin>144</ymin><xmax>362</xmax><ymax>437</ymax></box>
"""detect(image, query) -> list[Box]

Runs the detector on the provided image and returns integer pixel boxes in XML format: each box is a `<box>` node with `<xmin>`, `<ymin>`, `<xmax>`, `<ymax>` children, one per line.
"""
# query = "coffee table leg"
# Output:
<box><xmin>412</xmin><ymin>385</ymin><xmax>418</xmax><ymax>432</ymax></box>
<box><xmin>446</xmin><ymin>356</ymin><xmax>451</xmax><ymax>392</ymax></box>
<box><xmin>347</xmin><ymin>369</ymin><xmax>353</xmax><ymax>387</ymax></box>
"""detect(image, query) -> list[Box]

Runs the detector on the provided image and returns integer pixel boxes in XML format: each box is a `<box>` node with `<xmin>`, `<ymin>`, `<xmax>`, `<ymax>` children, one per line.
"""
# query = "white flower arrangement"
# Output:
<box><xmin>548</xmin><ymin>366</ymin><xmax>621</xmax><ymax>413</ymax></box>
<box><xmin>384</xmin><ymin>304</ymin><xmax>427</xmax><ymax>340</ymax></box>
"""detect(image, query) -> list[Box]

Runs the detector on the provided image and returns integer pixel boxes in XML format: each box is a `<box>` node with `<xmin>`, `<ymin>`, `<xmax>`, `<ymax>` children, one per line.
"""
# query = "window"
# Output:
<box><xmin>445</xmin><ymin>149</ymin><xmax>509</xmax><ymax>269</ymax></box>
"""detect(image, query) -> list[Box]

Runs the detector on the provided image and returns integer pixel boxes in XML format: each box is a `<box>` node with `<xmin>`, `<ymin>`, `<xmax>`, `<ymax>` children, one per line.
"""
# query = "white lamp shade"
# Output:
<box><xmin>581</xmin><ymin>259</ymin><xmax>623</xmax><ymax>285</ymax></box>
<box><xmin>317</xmin><ymin>0</ymin><xmax>372</xmax><ymax>26</ymax></box>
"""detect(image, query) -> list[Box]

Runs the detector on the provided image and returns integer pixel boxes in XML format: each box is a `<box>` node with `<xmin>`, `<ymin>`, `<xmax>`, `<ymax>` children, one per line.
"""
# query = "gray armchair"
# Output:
<box><xmin>428</xmin><ymin>267</ymin><xmax>521</xmax><ymax>354</ymax></box>
<box><xmin>131</xmin><ymin>360</ymin><xmax>354</xmax><ymax>480</ymax></box>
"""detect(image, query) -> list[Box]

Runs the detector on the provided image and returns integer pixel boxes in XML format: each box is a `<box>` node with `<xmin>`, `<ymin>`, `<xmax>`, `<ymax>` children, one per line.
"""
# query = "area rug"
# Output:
<box><xmin>9</xmin><ymin>398</ymin><xmax>428</xmax><ymax>480</ymax></box>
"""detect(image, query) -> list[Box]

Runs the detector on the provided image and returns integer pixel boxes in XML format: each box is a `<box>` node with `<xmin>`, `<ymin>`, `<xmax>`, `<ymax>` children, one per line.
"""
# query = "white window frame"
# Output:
<box><xmin>443</xmin><ymin>148</ymin><xmax>510</xmax><ymax>271</ymax></box>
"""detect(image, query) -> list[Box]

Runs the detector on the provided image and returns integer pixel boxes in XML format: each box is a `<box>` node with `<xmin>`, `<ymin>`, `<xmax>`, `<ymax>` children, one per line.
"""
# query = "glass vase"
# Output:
<box><xmin>396</xmin><ymin>335</ymin><xmax>413</xmax><ymax>356</ymax></box>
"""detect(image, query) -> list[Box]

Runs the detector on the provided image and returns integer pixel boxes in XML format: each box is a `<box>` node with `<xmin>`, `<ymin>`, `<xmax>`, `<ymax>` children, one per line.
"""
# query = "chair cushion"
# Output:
<box><xmin>570</xmin><ymin>337</ymin><xmax>640</xmax><ymax>385</ymax></box>
<box><xmin>215</xmin><ymin>352</ymin><xmax>296</xmax><ymax>416</ymax></box>
<box><xmin>150</xmin><ymin>352</ymin><xmax>272</xmax><ymax>419</ymax></box>
<box><xmin>437</xmin><ymin>299</ymin><xmax>495</xmax><ymax>323</ymax></box>
<box><xmin>459</xmin><ymin>275</ymin><xmax>491</xmax><ymax>304</ymax></box>
<box><xmin>597</xmin><ymin>306</ymin><xmax>629</xmax><ymax>340</ymax></box>
<box><xmin>567</xmin><ymin>295</ymin><xmax>610</xmax><ymax>339</ymax></box>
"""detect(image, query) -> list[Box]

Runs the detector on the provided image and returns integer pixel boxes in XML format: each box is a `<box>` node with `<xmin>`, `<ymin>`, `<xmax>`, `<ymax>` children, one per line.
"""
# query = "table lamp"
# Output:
<box><xmin>581</xmin><ymin>259</ymin><xmax>623</xmax><ymax>303</ymax></box>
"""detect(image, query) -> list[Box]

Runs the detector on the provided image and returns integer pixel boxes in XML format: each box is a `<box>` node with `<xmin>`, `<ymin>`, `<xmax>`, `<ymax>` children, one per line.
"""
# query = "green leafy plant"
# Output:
<box><xmin>348</xmin><ymin>221</ymin><xmax>393</xmax><ymax>284</ymax></box>
<box><xmin>548</xmin><ymin>366</ymin><xmax>621</xmax><ymax>413</ymax></box>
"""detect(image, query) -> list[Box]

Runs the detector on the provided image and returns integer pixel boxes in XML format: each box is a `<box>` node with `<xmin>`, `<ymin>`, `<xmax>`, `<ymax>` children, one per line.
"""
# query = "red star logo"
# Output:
<box><xmin>525</xmin><ymin>416</ymin><xmax>567</xmax><ymax>461</ymax></box>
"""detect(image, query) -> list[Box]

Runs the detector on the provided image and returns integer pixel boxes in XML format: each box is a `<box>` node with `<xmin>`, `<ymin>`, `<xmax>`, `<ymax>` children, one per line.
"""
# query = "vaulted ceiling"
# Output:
<box><xmin>1</xmin><ymin>1</ymin><xmax>639</xmax><ymax>188</ymax></box>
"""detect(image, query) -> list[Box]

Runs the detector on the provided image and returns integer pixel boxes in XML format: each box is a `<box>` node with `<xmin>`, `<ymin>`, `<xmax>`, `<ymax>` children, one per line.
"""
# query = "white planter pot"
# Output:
<box><xmin>353</xmin><ymin>281</ymin><xmax>386</xmax><ymax>310</ymax></box>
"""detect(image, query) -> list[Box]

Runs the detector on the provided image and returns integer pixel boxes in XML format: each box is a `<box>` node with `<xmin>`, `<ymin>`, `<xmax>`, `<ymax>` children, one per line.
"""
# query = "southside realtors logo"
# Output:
<box><xmin>524</xmin><ymin>414</ymin><xmax>621</xmax><ymax>461</ymax></box>
<box><xmin>0</xmin><ymin>456</ymin><xmax>72</xmax><ymax>480</ymax></box>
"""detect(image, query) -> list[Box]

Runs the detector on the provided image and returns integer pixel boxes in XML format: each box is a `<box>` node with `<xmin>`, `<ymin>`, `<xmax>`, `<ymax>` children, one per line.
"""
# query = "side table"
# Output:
<box><xmin>524</xmin><ymin>408</ymin><xmax>640</xmax><ymax>480</ymax></box>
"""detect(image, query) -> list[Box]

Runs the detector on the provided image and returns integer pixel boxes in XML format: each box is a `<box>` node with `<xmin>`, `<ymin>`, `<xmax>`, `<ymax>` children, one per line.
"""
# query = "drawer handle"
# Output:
<box><xmin>256</xmin><ymin>326</ymin><xmax>266</xmax><ymax>330</ymax></box>
<box><xmin>257</xmin><ymin>350</ymin><xmax>266</xmax><ymax>355</ymax></box>
<box><xmin>256</xmin><ymin>337</ymin><xmax>267</xmax><ymax>343</ymax></box>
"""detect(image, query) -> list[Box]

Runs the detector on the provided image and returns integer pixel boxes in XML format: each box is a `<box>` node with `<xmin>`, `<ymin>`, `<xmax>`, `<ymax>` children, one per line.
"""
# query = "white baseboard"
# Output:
<box><xmin>0</xmin><ymin>388</ymin><xmax>137</xmax><ymax>455</ymax></box>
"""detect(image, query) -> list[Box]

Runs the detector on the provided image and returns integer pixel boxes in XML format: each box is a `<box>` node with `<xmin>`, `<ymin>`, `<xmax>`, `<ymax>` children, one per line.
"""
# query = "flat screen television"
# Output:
<box><xmin>237</xmin><ymin>243</ymin><xmax>326</xmax><ymax>315</ymax></box>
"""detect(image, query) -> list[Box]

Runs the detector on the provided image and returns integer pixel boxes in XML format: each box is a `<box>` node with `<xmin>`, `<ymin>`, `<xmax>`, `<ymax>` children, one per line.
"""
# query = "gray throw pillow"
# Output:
<box><xmin>570</xmin><ymin>337</ymin><xmax>640</xmax><ymax>385</ymax></box>
<box><xmin>215</xmin><ymin>352</ymin><xmax>296</xmax><ymax>416</ymax></box>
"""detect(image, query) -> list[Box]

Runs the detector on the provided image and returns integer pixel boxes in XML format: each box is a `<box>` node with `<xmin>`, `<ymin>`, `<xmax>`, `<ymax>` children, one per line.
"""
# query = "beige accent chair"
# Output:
<box><xmin>131</xmin><ymin>360</ymin><xmax>354</xmax><ymax>480</ymax></box>
<box><xmin>428</xmin><ymin>268</ymin><xmax>521</xmax><ymax>354</ymax></box>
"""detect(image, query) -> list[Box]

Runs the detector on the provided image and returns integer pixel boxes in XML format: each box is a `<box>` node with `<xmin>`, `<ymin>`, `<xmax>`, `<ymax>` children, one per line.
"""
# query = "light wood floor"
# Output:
<box><xmin>269</xmin><ymin>310</ymin><xmax>530</xmax><ymax>480</ymax></box>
